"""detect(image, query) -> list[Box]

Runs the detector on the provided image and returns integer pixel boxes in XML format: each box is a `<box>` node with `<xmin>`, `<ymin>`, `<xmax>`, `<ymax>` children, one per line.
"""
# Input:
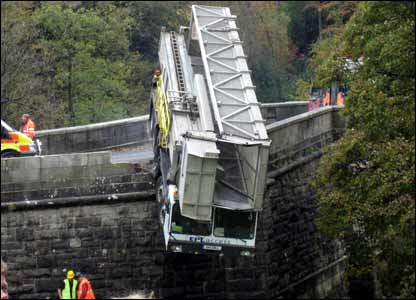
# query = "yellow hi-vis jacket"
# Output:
<box><xmin>62</xmin><ymin>279</ymin><xmax>78</xmax><ymax>299</ymax></box>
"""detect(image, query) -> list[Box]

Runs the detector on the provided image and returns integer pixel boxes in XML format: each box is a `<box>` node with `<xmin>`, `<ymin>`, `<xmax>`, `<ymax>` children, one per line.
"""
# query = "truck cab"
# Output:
<box><xmin>1</xmin><ymin>120</ymin><xmax>39</xmax><ymax>158</ymax></box>
<box><xmin>158</xmin><ymin>184</ymin><xmax>258</xmax><ymax>256</ymax></box>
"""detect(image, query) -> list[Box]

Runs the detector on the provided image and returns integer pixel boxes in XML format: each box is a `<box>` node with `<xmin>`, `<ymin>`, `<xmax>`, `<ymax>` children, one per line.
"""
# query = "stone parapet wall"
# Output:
<box><xmin>1</xmin><ymin>151</ymin><xmax>154</xmax><ymax>204</ymax></box>
<box><xmin>267</xmin><ymin>106</ymin><xmax>345</xmax><ymax>175</ymax></box>
<box><xmin>261</xmin><ymin>101</ymin><xmax>309</xmax><ymax>124</ymax></box>
<box><xmin>34</xmin><ymin>102</ymin><xmax>309</xmax><ymax>155</ymax></box>
<box><xmin>36</xmin><ymin>116</ymin><xmax>151</xmax><ymax>155</ymax></box>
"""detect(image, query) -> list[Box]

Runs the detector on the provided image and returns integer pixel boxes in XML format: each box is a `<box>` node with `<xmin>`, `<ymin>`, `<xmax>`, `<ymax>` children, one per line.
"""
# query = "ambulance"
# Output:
<box><xmin>1</xmin><ymin>120</ymin><xmax>40</xmax><ymax>158</ymax></box>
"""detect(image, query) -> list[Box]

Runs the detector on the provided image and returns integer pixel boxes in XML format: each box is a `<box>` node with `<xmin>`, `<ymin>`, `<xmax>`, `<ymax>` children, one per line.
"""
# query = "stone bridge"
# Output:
<box><xmin>34</xmin><ymin>101</ymin><xmax>309</xmax><ymax>155</ymax></box>
<box><xmin>1</xmin><ymin>102</ymin><xmax>347</xmax><ymax>299</ymax></box>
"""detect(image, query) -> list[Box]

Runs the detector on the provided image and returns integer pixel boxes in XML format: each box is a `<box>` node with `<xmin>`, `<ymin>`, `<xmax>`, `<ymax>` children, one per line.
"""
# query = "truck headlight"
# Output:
<box><xmin>240</xmin><ymin>250</ymin><xmax>253</xmax><ymax>257</ymax></box>
<box><xmin>171</xmin><ymin>245</ymin><xmax>182</xmax><ymax>253</ymax></box>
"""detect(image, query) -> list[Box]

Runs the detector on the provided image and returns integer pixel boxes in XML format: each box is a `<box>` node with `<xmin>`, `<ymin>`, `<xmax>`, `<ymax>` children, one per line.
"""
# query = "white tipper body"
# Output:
<box><xmin>158</xmin><ymin>5</ymin><xmax>271</xmax><ymax>221</ymax></box>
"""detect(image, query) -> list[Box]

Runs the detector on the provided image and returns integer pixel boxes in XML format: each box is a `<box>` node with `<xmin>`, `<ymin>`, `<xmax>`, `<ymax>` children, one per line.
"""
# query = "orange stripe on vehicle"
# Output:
<box><xmin>1</xmin><ymin>139</ymin><xmax>15</xmax><ymax>144</ymax></box>
<box><xmin>9</xmin><ymin>133</ymin><xmax>20</xmax><ymax>141</ymax></box>
<box><xmin>19</xmin><ymin>145</ymin><xmax>30</xmax><ymax>152</ymax></box>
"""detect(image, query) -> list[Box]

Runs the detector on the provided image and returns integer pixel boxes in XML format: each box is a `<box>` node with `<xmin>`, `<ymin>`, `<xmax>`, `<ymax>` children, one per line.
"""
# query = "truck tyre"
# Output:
<box><xmin>1</xmin><ymin>151</ymin><xmax>20</xmax><ymax>158</ymax></box>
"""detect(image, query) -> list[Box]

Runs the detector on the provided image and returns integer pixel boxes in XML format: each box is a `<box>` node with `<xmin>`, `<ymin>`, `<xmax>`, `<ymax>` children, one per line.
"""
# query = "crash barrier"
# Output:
<box><xmin>36</xmin><ymin>115</ymin><xmax>151</xmax><ymax>155</ymax></box>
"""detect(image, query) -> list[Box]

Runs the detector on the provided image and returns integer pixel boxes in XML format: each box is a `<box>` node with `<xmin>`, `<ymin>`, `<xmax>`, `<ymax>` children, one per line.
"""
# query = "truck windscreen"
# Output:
<box><xmin>171</xmin><ymin>203</ymin><xmax>212</xmax><ymax>236</ymax></box>
<box><xmin>214</xmin><ymin>208</ymin><xmax>256</xmax><ymax>240</ymax></box>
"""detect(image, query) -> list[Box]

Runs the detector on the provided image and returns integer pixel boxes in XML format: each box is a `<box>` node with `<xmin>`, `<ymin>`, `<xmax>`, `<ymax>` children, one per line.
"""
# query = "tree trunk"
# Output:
<box><xmin>318</xmin><ymin>5</ymin><xmax>322</xmax><ymax>40</ymax></box>
<box><xmin>68</xmin><ymin>57</ymin><xmax>75</xmax><ymax>126</ymax></box>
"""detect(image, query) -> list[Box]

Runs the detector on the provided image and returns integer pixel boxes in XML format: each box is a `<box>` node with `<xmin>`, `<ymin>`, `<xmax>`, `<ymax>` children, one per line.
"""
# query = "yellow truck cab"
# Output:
<box><xmin>1</xmin><ymin>120</ymin><xmax>39</xmax><ymax>158</ymax></box>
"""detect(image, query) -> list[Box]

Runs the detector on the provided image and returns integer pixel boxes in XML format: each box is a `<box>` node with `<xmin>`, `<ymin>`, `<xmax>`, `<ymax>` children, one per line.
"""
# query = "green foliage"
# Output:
<box><xmin>294</xmin><ymin>79</ymin><xmax>311</xmax><ymax>101</ymax></box>
<box><xmin>1</xmin><ymin>1</ymin><xmax>154</xmax><ymax>128</ymax></box>
<box><xmin>252</xmin><ymin>4</ymin><xmax>294</xmax><ymax>102</ymax></box>
<box><xmin>281</xmin><ymin>1</ymin><xmax>320</xmax><ymax>55</ymax></box>
<box><xmin>233</xmin><ymin>2</ymin><xmax>295</xmax><ymax>102</ymax></box>
<box><xmin>2</xmin><ymin>1</ymin><xmax>308</xmax><ymax>127</ymax></box>
<box><xmin>1</xmin><ymin>1</ymin><xmax>41</xmax><ymax>128</ymax></box>
<box><xmin>343</xmin><ymin>1</ymin><xmax>415</xmax><ymax>140</ymax></box>
<box><xmin>120</xmin><ymin>1</ymin><xmax>189</xmax><ymax>59</ymax></box>
<box><xmin>308</xmin><ymin>2</ymin><xmax>359</xmax><ymax>87</ymax></box>
<box><xmin>34</xmin><ymin>3</ymin><xmax>144</xmax><ymax>125</ymax></box>
<box><xmin>318</xmin><ymin>1</ymin><xmax>358</xmax><ymax>35</ymax></box>
<box><xmin>310</xmin><ymin>35</ymin><xmax>346</xmax><ymax>87</ymax></box>
<box><xmin>316</xmin><ymin>132</ymin><xmax>415</xmax><ymax>297</ymax></box>
<box><xmin>281</xmin><ymin>1</ymin><xmax>359</xmax><ymax>99</ymax></box>
<box><xmin>313</xmin><ymin>2</ymin><xmax>415</xmax><ymax>298</ymax></box>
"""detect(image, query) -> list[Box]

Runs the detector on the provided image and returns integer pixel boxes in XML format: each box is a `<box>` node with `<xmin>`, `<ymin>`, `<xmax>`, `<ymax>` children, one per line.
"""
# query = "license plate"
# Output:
<box><xmin>203</xmin><ymin>245</ymin><xmax>222</xmax><ymax>251</ymax></box>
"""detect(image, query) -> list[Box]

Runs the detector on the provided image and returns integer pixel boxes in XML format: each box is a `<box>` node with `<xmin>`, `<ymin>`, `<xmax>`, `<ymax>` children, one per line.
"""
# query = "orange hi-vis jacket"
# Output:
<box><xmin>77</xmin><ymin>278</ymin><xmax>96</xmax><ymax>299</ymax></box>
<box><xmin>20</xmin><ymin>119</ymin><xmax>36</xmax><ymax>140</ymax></box>
<box><xmin>323</xmin><ymin>90</ymin><xmax>331</xmax><ymax>106</ymax></box>
<box><xmin>336</xmin><ymin>91</ymin><xmax>344</xmax><ymax>106</ymax></box>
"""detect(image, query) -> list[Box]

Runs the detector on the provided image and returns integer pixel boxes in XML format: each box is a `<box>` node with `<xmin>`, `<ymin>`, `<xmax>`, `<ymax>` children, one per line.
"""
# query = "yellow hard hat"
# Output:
<box><xmin>67</xmin><ymin>270</ymin><xmax>75</xmax><ymax>279</ymax></box>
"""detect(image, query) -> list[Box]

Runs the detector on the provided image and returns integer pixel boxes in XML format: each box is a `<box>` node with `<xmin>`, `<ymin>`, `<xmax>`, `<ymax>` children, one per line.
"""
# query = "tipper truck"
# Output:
<box><xmin>149</xmin><ymin>5</ymin><xmax>271</xmax><ymax>256</ymax></box>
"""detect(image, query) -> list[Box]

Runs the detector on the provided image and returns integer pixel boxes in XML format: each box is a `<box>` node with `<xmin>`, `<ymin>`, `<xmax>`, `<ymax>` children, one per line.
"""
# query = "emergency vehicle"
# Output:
<box><xmin>1</xmin><ymin>120</ymin><xmax>40</xmax><ymax>158</ymax></box>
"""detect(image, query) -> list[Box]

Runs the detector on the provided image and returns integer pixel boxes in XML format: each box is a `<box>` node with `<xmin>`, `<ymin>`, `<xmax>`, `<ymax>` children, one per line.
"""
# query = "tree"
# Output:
<box><xmin>313</xmin><ymin>2</ymin><xmax>415</xmax><ymax>298</ymax></box>
<box><xmin>281</xmin><ymin>1</ymin><xmax>320</xmax><ymax>56</ymax></box>
<box><xmin>1</xmin><ymin>1</ymin><xmax>41</xmax><ymax>127</ymax></box>
<box><xmin>210</xmin><ymin>1</ymin><xmax>295</xmax><ymax>102</ymax></box>
<box><xmin>34</xmin><ymin>3</ymin><xmax>148</xmax><ymax>125</ymax></box>
<box><xmin>119</xmin><ymin>1</ymin><xmax>189</xmax><ymax>59</ymax></box>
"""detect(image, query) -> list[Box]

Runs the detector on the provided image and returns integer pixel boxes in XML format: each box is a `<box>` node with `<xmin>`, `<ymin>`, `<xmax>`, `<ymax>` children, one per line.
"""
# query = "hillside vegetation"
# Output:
<box><xmin>2</xmin><ymin>1</ymin><xmax>348</xmax><ymax>128</ymax></box>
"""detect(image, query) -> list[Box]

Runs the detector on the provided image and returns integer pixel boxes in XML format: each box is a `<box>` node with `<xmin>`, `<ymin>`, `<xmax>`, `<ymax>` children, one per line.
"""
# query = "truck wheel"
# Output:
<box><xmin>1</xmin><ymin>151</ymin><xmax>20</xmax><ymax>158</ymax></box>
<box><xmin>156</xmin><ymin>177</ymin><xmax>166</xmax><ymax>226</ymax></box>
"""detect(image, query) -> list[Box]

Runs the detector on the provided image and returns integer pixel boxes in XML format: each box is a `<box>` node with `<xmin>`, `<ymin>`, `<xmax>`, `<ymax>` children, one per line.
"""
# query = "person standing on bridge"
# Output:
<box><xmin>323</xmin><ymin>88</ymin><xmax>331</xmax><ymax>106</ymax></box>
<box><xmin>58</xmin><ymin>270</ymin><xmax>78</xmax><ymax>299</ymax></box>
<box><xmin>77</xmin><ymin>273</ymin><xmax>96</xmax><ymax>299</ymax></box>
<box><xmin>336</xmin><ymin>90</ymin><xmax>345</xmax><ymax>106</ymax></box>
<box><xmin>19</xmin><ymin>114</ymin><xmax>36</xmax><ymax>140</ymax></box>
<box><xmin>152</xmin><ymin>69</ymin><xmax>161</xmax><ymax>88</ymax></box>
